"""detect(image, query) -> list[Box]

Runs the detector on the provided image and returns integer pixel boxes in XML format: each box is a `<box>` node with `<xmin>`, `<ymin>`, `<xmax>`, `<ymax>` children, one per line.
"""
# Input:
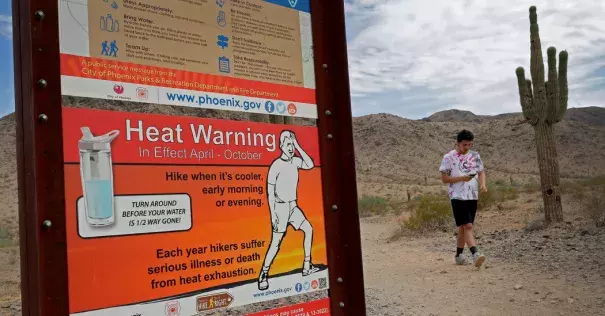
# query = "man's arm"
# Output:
<box><xmin>267</xmin><ymin>163</ymin><xmax>279</xmax><ymax>229</ymax></box>
<box><xmin>292</xmin><ymin>134</ymin><xmax>314</xmax><ymax>170</ymax></box>
<box><xmin>441</xmin><ymin>173</ymin><xmax>471</xmax><ymax>184</ymax></box>
<box><xmin>439</xmin><ymin>155</ymin><xmax>470</xmax><ymax>184</ymax></box>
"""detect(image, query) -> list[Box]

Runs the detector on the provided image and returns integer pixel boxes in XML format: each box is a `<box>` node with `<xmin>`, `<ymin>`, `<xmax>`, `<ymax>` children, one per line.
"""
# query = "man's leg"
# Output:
<box><xmin>463</xmin><ymin>200</ymin><xmax>485</xmax><ymax>267</ymax></box>
<box><xmin>258</xmin><ymin>203</ymin><xmax>288</xmax><ymax>290</ymax></box>
<box><xmin>288</xmin><ymin>202</ymin><xmax>320</xmax><ymax>276</ymax></box>
<box><xmin>258</xmin><ymin>231</ymin><xmax>284</xmax><ymax>290</ymax></box>
<box><xmin>299</xmin><ymin>220</ymin><xmax>313</xmax><ymax>263</ymax></box>
<box><xmin>452</xmin><ymin>200</ymin><xmax>468</xmax><ymax>265</ymax></box>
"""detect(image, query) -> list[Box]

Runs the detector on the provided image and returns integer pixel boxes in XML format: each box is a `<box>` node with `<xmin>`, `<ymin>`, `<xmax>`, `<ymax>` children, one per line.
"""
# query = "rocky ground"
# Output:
<box><xmin>361</xmin><ymin>192</ymin><xmax>605</xmax><ymax>316</ymax></box>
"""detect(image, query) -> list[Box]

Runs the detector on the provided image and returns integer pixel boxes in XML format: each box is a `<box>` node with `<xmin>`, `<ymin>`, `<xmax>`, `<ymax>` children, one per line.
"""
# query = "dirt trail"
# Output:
<box><xmin>361</xmin><ymin>217</ymin><xmax>604</xmax><ymax>316</ymax></box>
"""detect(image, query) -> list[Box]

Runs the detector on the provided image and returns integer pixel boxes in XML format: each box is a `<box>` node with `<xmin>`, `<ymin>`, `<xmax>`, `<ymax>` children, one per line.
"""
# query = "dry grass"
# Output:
<box><xmin>401</xmin><ymin>194</ymin><xmax>453</xmax><ymax>233</ymax></box>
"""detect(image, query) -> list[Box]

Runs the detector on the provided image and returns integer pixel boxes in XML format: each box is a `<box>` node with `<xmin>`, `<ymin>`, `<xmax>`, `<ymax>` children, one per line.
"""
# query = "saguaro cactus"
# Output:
<box><xmin>515</xmin><ymin>6</ymin><xmax>568</xmax><ymax>222</ymax></box>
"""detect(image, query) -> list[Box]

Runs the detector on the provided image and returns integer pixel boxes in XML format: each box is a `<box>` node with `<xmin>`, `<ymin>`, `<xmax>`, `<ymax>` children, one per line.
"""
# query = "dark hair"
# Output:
<box><xmin>456</xmin><ymin>129</ymin><xmax>474</xmax><ymax>142</ymax></box>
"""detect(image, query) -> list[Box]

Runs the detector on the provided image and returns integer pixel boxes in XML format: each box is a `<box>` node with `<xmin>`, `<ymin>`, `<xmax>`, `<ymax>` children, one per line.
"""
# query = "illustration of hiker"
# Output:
<box><xmin>109</xmin><ymin>40</ymin><xmax>119</xmax><ymax>57</ymax></box>
<box><xmin>258</xmin><ymin>130</ymin><xmax>320</xmax><ymax>291</ymax></box>
<box><xmin>100</xmin><ymin>41</ymin><xmax>109</xmax><ymax>56</ymax></box>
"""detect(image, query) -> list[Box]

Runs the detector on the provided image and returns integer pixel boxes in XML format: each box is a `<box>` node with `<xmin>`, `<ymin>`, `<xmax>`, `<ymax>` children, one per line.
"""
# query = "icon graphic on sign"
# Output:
<box><xmin>295</xmin><ymin>283</ymin><xmax>303</xmax><ymax>292</ymax></box>
<box><xmin>103</xmin><ymin>0</ymin><xmax>119</xmax><ymax>9</ymax></box>
<box><xmin>257</xmin><ymin>130</ymin><xmax>321</xmax><ymax>291</ymax></box>
<box><xmin>217</xmin><ymin>35</ymin><xmax>229</xmax><ymax>49</ymax></box>
<box><xmin>136</xmin><ymin>87</ymin><xmax>148</xmax><ymax>100</ymax></box>
<box><xmin>287</xmin><ymin>103</ymin><xmax>297</xmax><ymax>115</ymax></box>
<box><xmin>265</xmin><ymin>101</ymin><xmax>275</xmax><ymax>113</ymax></box>
<box><xmin>288</xmin><ymin>0</ymin><xmax>299</xmax><ymax>7</ymax></box>
<box><xmin>218</xmin><ymin>56</ymin><xmax>230</xmax><ymax>73</ymax></box>
<box><xmin>217</xmin><ymin>10</ymin><xmax>227</xmax><ymax>27</ymax></box>
<box><xmin>196</xmin><ymin>293</ymin><xmax>233</xmax><ymax>312</ymax></box>
<box><xmin>165</xmin><ymin>301</ymin><xmax>180</xmax><ymax>316</ymax></box>
<box><xmin>276</xmin><ymin>102</ymin><xmax>286</xmax><ymax>114</ymax></box>
<box><xmin>303</xmin><ymin>281</ymin><xmax>310</xmax><ymax>290</ymax></box>
<box><xmin>101</xmin><ymin>40</ymin><xmax>119</xmax><ymax>57</ymax></box>
<box><xmin>113</xmin><ymin>84</ymin><xmax>124</xmax><ymax>94</ymax></box>
<box><xmin>216</xmin><ymin>0</ymin><xmax>225</xmax><ymax>7</ymax></box>
<box><xmin>100</xmin><ymin>14</ymin><xmax>119</xmax><ymax>32</ymax></box>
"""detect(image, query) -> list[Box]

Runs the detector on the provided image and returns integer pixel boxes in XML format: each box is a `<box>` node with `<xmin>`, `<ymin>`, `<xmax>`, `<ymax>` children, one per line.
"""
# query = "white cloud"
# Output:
<box><xmin>0</xmin><ymin>15</ymin><xmax>11</xmax><ymax>39</ymax></box>
<box><xmin>345</xmin><ymin>0</ymin><xmax>605</xmax><ymax>118</ymax></box>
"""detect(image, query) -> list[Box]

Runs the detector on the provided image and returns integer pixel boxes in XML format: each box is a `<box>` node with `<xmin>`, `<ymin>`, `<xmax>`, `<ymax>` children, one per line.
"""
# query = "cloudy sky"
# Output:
<box><xmin>345</xmin><ymin>0</ymin><xmax>605</xmax><ymax>118</ymax></box>
<box><xmin>0</xmin><ymin>1</ymin><xmax>604</xmax><ymax>119</ymax></box>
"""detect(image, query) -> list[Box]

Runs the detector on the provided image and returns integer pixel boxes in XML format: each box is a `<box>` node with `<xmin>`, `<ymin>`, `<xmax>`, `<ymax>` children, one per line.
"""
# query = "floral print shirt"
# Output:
<box><xmin>439</xmin><ymin>149</ymin><xmax>484</xmax><ymax>200</ymax></box>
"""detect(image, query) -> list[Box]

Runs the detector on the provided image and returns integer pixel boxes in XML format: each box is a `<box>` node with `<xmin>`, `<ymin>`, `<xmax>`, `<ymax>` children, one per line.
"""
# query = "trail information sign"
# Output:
<box><xmin>13</xmin><ymin>0</ymin><xmax>366</xmax><ymax>315</ymax></box>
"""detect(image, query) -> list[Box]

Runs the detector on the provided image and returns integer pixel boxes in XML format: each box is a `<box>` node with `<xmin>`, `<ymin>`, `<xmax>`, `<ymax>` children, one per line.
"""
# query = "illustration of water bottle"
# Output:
<box><xmin>79</xmin><ymin>127</ymin><xmax>120</xmax><ymax>227</ymax></box>
<box><xmin>100</xmin><ymin>14</ymin><xmax>119</xmax><ymax>32</ymax></box>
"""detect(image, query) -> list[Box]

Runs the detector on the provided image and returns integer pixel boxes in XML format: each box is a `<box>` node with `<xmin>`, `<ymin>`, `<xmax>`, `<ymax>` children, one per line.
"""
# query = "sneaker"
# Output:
<box><xmin>455</xmin><ymin>255</ymin><xmax>468</xmax><ymax>265</ymax></box>
<box><xmin>258</xmin><ymin>269</ymin><xmax>269</xmax><ymax>291</ymax></box>
<box><xmin>302</xmin><ymin>261</ymin><xmax>320</xmax><ymax>276</ymax></box>
<box><xmin>473</xmin><ymin>252</ymin><xmax>486</xmax><ymax>268</ymax></box>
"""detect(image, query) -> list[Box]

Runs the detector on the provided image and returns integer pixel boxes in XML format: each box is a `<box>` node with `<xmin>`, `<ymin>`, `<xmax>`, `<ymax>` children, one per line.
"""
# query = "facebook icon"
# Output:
<box><xmin>265</xmin><ymin>101</ymin><xmax>275</xmax><ymax>113</ymax></box>
<box><xmin>295</xmin><ymin>283</ymin><xmax>303</xmax><ymax>292</ymax></box>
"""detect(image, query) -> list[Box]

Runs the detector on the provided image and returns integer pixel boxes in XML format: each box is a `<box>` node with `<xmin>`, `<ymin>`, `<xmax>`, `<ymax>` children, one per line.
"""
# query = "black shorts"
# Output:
<box><xmin>451</xmin><ymin>199</ymin><xmax>478</xmax><ymax>227</ymax></box>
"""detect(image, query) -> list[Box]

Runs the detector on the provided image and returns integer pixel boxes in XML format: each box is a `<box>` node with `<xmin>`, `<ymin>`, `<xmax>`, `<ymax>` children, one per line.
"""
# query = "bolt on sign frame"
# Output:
<box><xmin>13</xmin><ymin>0</ymin><xmax>366</xmax><ymax>315</ymax></box>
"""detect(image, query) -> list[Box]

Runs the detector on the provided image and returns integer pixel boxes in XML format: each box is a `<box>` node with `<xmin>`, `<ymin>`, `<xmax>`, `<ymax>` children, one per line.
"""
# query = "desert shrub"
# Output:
<box><xmin>0</xmin><ymin>226</ymin><xmax>8</xmax><ymax>240</ymax></box>
<box><xmin>0</xmin><ymin>226</ymin><xmax>12</xmax><ymax>248</ymax></box>
<box><xmin>402</xmin><ymin>194</ymin><xmax>453</xmax><ymax>232</ymax></box>
<box><xmin>477</xmin><ymin>183</ymin><xmax>520</xmax><ymax>210</ymax></box>
<box><xmin>522</xmin><ymin>181</ymin><xmax>541</xmax><ymax>193</ymax></box>
<box><xmin>358</xmin><ymin>195</ymin><xmax>388</xmax><ymax>217</ymax></box>
<box><xmin>579</xmin><ymin>176</ymin><xmax>605</xmax><ymax>187</ymax></box>
<box><xmin>584</xmin><ymin>186</ymin><xmax>605</xmax><ymax>228</ymax></box>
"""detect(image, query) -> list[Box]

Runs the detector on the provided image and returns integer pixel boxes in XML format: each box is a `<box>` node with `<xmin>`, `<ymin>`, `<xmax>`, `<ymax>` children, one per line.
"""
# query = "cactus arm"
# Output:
<box><xmin>529</xmin><ymin>6</ymin><xmax>547</xmax><ymax>121</ymax></box>
<box><xmin>546</xmin><ymin>47</ymin><xmax>559</xmax><ymax>123</ymax></box>
<box><xmin>556</xmin><ymin>50</ymin><xmax>569</xmax><ymax>122</ymax></box>
<box><xmin>516</xmin><ymin>67</ymin><xmax>538</xmax><ymax>125</ymax></box>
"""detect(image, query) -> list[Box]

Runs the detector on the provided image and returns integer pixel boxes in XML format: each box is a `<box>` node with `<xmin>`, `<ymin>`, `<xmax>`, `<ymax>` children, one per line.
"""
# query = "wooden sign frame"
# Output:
<box><xmin>12</xmin><ymin>0</ymin><xmax>367</xmax><ymax>314</ymax></box>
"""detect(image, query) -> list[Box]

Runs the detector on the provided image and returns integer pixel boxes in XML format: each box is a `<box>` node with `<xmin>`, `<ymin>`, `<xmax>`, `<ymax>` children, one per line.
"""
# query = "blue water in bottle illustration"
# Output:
<box><xmin>79</xmin><ymin>127</ymin><xmax>120</xmax><ymax>227</ymax></box>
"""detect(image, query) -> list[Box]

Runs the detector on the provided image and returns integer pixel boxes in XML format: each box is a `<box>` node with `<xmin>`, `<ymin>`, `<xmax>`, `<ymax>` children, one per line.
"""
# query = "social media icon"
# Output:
<box><xmin>295</xmin><ymin>283</ymin><xmax>303</xmax><ymax>292</ymax></box>
<box><xmin>276</xmin><ymin>102</ymin><xmax>286</xmax><ymax>113</ymax></box>
<box><xmin>265</xmin><ymin>101</ymin><xmax>275</xmax><ymax>113</ymax></box>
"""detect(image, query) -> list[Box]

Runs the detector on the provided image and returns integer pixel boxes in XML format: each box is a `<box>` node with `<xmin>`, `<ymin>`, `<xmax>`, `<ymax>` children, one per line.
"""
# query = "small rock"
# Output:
<box><xmin>514</xmin><ymin>284</ymin><xmax>524</xmax><ymax>290</ymax></box>
<box><xmin>440</xmin><ymin>270</ymin><xmax>448</xmax><ymax>274</ymax></box>
<box><xmin>534</xmin><ymin>299</ymin><xmax>541</xmax><ymax>303</ymax></box>
<box><xmin>568</xmin><ymin>298</ymin><xmax>575</xmax><ymax>304</ymax></box>
<box><xmin>510</xmin><ymin>298</ymin><xmax>515</xmax><ymax>302</ymax></box>
<box><xmin>525</xmin><ymin>219</ymin><xmax>544</xmax><ymax>232</ymax></box>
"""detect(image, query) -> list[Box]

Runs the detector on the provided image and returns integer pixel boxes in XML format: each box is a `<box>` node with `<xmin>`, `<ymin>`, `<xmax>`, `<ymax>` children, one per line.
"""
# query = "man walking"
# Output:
<box><xmin>439</xmin><ymin>129</ymin><xmax>487</xmax><ymax>267</ymax></box>
<box><xmin>258</xmin><ymin>130</ymin><xmax>320</xmax><ymax>291</ymax></box>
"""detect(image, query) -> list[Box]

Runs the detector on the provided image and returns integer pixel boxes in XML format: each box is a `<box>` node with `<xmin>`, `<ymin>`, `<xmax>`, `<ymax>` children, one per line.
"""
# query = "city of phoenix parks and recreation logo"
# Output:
<box><xmin>165</xmin><ymin>301</ymin><xmax>180</xmax><ymax>316</ymax></box>
<box><xmin>136</xmin><ymin>87</ymin><xmax>148</xmax><ymax>100</ymax></box>
<box><xmin>288</xmin><ymin>0</ymin><xmax>298</xmax><ymax>7</ymax></box>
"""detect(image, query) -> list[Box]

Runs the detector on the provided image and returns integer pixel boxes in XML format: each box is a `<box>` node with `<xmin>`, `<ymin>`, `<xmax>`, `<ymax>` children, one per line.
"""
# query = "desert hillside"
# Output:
<box><xmin>354</xmin><ymin>107</ymin><xmax>605</xmax><ymax>198</ymax></box>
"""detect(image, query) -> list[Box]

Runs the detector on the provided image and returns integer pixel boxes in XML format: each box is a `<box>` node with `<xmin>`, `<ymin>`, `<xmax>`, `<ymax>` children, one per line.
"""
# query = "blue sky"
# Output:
<box><xmin>0</xmin><ymin>0</ymin><xmax>603</xmax><ymax>119</ymax></box>
<box><xmin>0</xmin><ymin>1</ymin><xmax>13</xmax><ymax>118</ymax></box>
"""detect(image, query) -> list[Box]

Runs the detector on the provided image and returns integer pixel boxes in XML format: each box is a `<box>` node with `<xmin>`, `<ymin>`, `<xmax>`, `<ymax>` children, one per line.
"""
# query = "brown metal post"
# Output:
<box><xmin>310</xmin><ymin>0</ymin><xmax>367</xmax><ymax>315</ymax></box>
<box><xmin>13</xmin><ymin>0</ymin><xmax>69</xmax><ymax>314</ymax></box>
